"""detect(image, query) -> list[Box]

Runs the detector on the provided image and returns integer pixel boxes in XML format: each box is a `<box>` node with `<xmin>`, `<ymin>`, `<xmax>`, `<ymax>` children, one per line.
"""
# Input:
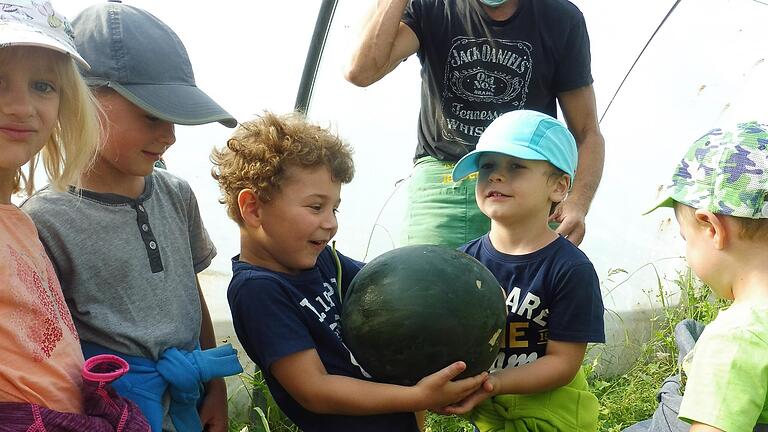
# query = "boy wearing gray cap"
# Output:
<box><xmin>443</xmin><ymin>110</ymin><xmax>604</xmax><ymax>431</ymax></box>
<box><xmin>22</xmin><ymin>2</ymin><xmax>241</xmax><ymax>432</ymax></box>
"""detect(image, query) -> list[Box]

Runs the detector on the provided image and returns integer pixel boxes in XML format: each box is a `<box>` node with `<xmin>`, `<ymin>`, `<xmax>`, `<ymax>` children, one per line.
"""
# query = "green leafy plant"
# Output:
<box><xmin>425</xmin><ymin>413</ymin><xmax>474</xmax><ymax>432</ymax></box>
<box><xmin>228</xmin><ymin>370</ymin><xmax>298</xmax><ymax>432</ymax></box>
<box><xmin>588</xmin><ymin>267</ymin><xmax>729</xmax><ymax>431</ymax></box>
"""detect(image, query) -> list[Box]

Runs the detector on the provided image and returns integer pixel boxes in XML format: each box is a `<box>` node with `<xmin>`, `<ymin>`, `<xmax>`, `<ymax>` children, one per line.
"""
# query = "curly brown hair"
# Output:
<box><xmin>211</xmin><ymin>112</ymin><xmax>355</xmax><ymax>225</ymax></box>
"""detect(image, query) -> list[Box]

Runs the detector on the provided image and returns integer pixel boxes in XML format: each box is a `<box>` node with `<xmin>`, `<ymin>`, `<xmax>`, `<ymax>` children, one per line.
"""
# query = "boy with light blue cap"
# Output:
<box><xmin>452</xmin><ymin>110</ymin><xmax>578</xmax><ymax>184</ymax></box>
<box><xmin>441</xmin><ymin>110</ymin><xmax>605</xmax><ymax>431</ymax></box>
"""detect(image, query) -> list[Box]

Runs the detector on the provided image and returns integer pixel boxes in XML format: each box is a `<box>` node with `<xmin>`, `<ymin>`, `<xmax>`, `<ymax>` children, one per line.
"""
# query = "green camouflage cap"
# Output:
<box><xmin>647</xmin><ymin>121</ymin><xmax>768</xmax><ymax>218</ymax></box>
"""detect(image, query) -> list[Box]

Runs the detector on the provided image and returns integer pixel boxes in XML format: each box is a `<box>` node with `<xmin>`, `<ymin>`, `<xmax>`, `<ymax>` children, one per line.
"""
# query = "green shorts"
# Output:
<box><xmin>402</xmin><ymin>157</ymin><xmax>490</xmax><ymax>249</ymax></box>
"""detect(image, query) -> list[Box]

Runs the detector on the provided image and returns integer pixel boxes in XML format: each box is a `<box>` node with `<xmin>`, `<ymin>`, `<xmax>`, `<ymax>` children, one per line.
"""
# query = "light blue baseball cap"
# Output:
<box><xmin>452</xmin><ymin>110</ymin><xmax>578</xmax><ymax>183</ymax></box>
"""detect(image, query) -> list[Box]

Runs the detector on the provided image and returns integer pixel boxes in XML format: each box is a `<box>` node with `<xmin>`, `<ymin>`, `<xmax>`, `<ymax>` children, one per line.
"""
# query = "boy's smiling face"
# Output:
<box><xmin>475</xmin><ymin>153</ymin><xmax>567</xmax><ymax>225</ymax></box>
<box><xmin>245</xmin><ymin>164</ymin><xmax>341</xmax><ymax>274</ymax></box>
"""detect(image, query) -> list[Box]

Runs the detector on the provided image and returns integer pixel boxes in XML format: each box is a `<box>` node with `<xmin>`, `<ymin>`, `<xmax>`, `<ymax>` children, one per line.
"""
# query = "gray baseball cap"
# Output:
<box><xmin>71</xmin><ymin>1</ymin><xmax>237</xmax><ymax>128</ymax></box>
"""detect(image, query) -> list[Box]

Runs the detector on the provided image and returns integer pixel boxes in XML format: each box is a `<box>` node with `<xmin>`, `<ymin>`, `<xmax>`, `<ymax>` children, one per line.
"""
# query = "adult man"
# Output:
<box><xmin>346</xmin><ymin>0</ymin><xmax>604</xmax><ymax>247</ymax></box>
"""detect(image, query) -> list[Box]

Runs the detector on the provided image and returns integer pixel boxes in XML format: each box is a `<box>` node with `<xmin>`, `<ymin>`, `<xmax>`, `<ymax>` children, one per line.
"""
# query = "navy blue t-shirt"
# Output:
<box><xmin>228</xmin><ymin>247</ymin><xmax>419</xmax><ymax>432</ymax></box>
<box><xmin>459</xmin><ymin>235</ymin><xmax>604</xmax><ymax>370</ymax></box>
<box><xmin>403</xmin><ymin>0</ymin><xmax>593</xmax><ymax>161</ymax></box>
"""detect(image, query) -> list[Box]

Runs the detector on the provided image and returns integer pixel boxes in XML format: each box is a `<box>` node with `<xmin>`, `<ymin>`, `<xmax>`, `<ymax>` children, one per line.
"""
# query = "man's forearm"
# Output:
<box><xmin>556</xmin><ymin>85</ymin><xmax>605</xmax><ymax>213</ymax></box>
<box><xmin>346</xmin><ymin>0</ymin><xmax>411</xmax><ymax>86</ymax></box>
<box><xmin>568</xmin><ymin>129</ymin><xmax>605</xmax><ymax>212</ymax></box>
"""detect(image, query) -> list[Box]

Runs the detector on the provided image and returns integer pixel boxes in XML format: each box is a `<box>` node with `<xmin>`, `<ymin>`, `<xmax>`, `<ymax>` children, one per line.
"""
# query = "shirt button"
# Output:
<box><xmin>138</xmin><ymin>205</ymin><xmax>145</xmax><ymax>212</ymax></box>
<box><xmin>149</xmin><ymin>241</ymin><xmax>157</xmax><ymax>250</ymax></box>
<box><xmin>142</xmin><ymin>224</ymin><xmax>149</xmax><ymax>232</ymax></box>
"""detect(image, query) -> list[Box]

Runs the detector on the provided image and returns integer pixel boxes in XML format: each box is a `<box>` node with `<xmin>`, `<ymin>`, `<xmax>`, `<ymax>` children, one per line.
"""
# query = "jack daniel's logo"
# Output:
<box><xmin>441</xmin><ymin>37</ymin><xmax>532</xmax><ymax>144</ymax></box>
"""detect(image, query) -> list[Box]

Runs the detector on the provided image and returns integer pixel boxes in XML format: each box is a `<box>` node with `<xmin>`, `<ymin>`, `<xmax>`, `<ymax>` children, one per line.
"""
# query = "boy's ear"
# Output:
<box><xmin>549</xmin><ymin>174</ymin><xmax>570</xmax><ymax>203</ymax></box>
<box><xmin>694</xmin><ymin>209</ymin><xmax>727</xmax><ymax>249</ymax></box>
<box><xmin>238</xmin><ymin>189</ymin><xmax>262</xmax><ymax>227</ymax></box>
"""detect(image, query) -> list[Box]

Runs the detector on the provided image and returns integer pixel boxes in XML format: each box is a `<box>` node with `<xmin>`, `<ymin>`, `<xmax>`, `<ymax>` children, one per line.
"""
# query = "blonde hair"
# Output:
<box><xmin>5</xmin><ymin>47</ymin><xmax>101</xmax><ymax>196</ymax></box>
<box><xmin>211</xmin><ymin>112</ymin><xmax>355</xmax><ymax>225</ymax></box>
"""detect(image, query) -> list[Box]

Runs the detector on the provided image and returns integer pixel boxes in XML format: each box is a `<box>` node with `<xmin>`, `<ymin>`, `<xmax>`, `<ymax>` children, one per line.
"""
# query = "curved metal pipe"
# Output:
<box><xmin>295</xmin><ymin>0</ymin><xmax>339</xmax><ymax>114</ymax></box>
<box><xmin>599</xmin><ymin>0</ymin><xmax>682</xmax><ymax>124</ymax></box>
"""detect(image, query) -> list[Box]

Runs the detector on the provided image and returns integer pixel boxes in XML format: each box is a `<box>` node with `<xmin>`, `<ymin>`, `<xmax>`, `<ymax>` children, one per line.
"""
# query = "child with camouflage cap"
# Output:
<box><xmin>647</xmin><ymin>121</ymin><xmax>768</xmax><ymax>431</ymax></box>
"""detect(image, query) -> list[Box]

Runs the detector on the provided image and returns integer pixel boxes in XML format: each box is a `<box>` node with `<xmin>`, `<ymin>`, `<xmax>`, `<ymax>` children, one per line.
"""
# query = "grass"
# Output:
<box><xmin>228</xmin><ymin>268</ymin><xmax>728</xmax><ymax>432</ymax></box>
<box><xmin>588</xmin><ymin>268</ymin><xmax>728</xmax><ymax>431</ymax></box>
<box><xmin>424</xmin><ymin>413</ymin><xmax>474</xmax><ymax>432</ymax></box>
<box><xmin>227</xmin><ymin>368</ymin><xmax>297</xmax><ymax>432</ymax></box>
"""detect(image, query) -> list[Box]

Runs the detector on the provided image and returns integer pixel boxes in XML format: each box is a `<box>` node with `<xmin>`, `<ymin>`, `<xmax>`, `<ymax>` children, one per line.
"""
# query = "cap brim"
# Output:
<box><xmin>451</xmin><ymin>145</ymin><xmax>548</xmax><ymax>181</ymax></box>
<box><xmin>0</xmin><ymin>24</ymin><xmax>89</xmax><ymax>69</ymax></box>
<box><xmin>99</xmin><ymin>81</ymin><xmax>237</xmax><ymax>128</ymax></box>
<box><xmin>642</xmin><ymin>194</ymin><xmax>675</xmax><ymax>215</ymax></box>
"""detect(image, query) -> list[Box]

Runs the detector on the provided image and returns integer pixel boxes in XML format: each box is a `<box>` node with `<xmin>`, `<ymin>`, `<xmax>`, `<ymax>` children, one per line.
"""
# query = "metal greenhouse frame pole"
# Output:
<box><xmin>295</xmin><ymin>0</ymin><xmax>339</xmax><ymax>114</ymax></box>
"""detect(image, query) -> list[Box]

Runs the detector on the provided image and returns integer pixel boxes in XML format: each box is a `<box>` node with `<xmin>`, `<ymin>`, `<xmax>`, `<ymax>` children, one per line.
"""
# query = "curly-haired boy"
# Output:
<box><xmin>212</xmin><ymin>112</ymin><xmax>489</xmax><ymax>432</ymax></box>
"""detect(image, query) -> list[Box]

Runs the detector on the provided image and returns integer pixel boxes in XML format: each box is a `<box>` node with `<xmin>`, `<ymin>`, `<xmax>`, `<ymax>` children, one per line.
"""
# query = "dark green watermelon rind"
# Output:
<box><xmin>341</xmin><ymin>245</ymin><xmax>507</xmax><ymax>386</ymax></box>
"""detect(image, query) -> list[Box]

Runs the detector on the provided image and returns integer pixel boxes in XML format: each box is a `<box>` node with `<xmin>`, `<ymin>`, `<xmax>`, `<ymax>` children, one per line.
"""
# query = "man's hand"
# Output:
<box><xmin>199</xmin><ymin>378</ymin><xmax>228</xmax><ymax>432</ymax></box>
<box><xmin>550</xmin><ymin>198</ymin><xmax>588</xmax><ymax>246</ymax></box>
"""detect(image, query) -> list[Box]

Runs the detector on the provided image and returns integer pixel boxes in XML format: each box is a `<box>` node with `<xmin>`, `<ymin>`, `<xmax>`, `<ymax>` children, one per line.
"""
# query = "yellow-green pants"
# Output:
<box><xmin>470</xmin><ymin>369</ymin><xmax>599</xmax><ymax>432</ymax></box>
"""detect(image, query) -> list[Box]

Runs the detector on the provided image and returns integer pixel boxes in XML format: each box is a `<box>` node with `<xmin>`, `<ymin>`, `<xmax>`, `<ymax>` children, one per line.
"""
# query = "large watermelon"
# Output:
<box><xmin>341</xmin><ymin>245</ymin><xmax>507</xmax><ymax>386</ymax></box>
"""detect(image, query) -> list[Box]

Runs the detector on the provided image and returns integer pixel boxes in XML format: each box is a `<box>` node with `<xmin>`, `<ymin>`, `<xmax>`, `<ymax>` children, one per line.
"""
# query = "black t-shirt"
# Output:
<box><xmin>459</xmin><ymin>235</ymin><xmax>604</xmax><ymax>370</ymax></box>
<box><xmin>403</xmin><ymin>0</ymin><xmax>593</xmax><ymax>161</ymax></box>
<box><xmin>228</xmin><ymin>248</ymin><xmax>419</xmax><ymax>432</ymax></box>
